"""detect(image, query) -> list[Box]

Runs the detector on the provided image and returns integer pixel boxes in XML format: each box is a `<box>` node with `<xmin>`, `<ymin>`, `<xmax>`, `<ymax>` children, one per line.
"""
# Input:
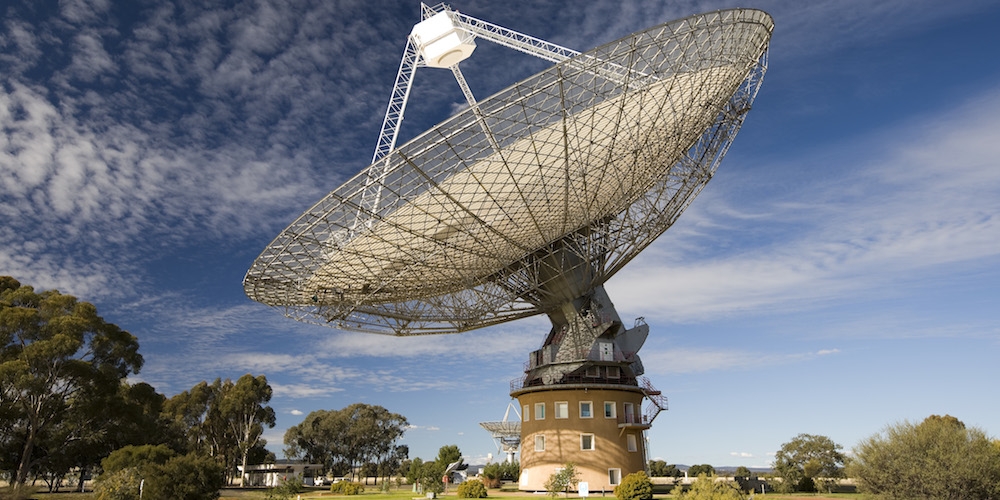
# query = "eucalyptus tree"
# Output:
<box><xmin>284</xmin><ymin>403</ymin><xmax>408</xmax><ymax>479</ymax></box>
<box><xmin>772</xmin><ymin>433</ymin><xmax>845</xmax><ymax>493</ymax></box>
<box><xmin>0</xmin><ymin>277</ymin><xmax>143</xmax><ymax>487</ymax></box>
<box><xmin>220</xmin><ymin>373</ymin><xmax>276</xmax><ymax>486</ymax></box>
<box><xmin>163</xmin><ymin>375</ymin><xmax>275</xmax><ymax>484</ymax></box>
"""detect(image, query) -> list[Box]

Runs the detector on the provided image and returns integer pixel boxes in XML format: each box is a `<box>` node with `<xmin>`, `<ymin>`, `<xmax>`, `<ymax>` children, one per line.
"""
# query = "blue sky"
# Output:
<box><xmin>2</xmin><ymin>0</ymin><xmax>999</xmax><ymax>469</ymax></box>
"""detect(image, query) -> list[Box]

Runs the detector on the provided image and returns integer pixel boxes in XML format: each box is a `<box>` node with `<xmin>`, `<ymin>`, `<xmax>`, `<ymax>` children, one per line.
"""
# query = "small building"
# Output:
<box><xmin>238</xmin><ymin>460</ymin><xmax>325</xmax><ymax>487</ymax></box>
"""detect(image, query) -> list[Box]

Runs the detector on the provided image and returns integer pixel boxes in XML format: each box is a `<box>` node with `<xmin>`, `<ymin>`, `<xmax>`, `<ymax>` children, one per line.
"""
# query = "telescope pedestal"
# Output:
<box><xmin>510</xmin><ymin>286</ymin><xmax>659</xmax><ymax>491</ymax></box>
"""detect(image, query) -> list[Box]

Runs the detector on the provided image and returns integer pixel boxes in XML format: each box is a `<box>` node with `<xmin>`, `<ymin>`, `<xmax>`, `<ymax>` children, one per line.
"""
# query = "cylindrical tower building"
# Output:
<box><xmin>513</xmin><ymin>383</ymin><xmax>652</xmax><ymax>492</ymax></box>
<box><xmin>509</xmin><ymin>285</ymin><xmax>666</xmax><ymax>491</ymax></box>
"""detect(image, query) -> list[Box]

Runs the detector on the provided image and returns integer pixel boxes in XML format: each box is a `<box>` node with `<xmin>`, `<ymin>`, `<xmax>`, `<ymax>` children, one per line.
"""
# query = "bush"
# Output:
<box><xmin>670</xmin><ymin>474</ymin><xmax>745</xmax><ymax>500</ymax></box>
<box><xmin>796</xmin><ymin>476</ymin><xmax>816</xmax><ymax>493</ymax></box>
<box><xmin>330</xmin><ymin>481</ymin><xmax>365</xmax><ymax>495</ymax></box>
<box><xmin>457</xmin><ymin>479</ymin><xmax>488</xmax><ymax>498</ymax></box>
<box><xmin>101</xmin><ymin>444</ymin><xmax>175</xmax><ymax>473</ymax></box>
<box><xmin>614</xmin><ymin>471</ymin><xmax>652</xmax><ymax>500</ymax></box>
<box><xmin>94</xmin><ymin>467</ymin><xmax>142</xmax><ymax>500</ymax></box>
<box><xmin>850</xmin><ymin>415</ymin><xmax>1000</xmax><ymax>499</ymax></box>
<box><xmin>481</xmin><ymin>463</ymin><xmax>501</xmax><ymax>488</ymax></box>
<box><xmin>144</xmin><ymin>453</ymin><xmax>224</xmax><ymax>500</ymax></box>
<box><xmin>266</xmin><ymin>476</ymin><xmax>304</xmax><ymax>500</ymax></box>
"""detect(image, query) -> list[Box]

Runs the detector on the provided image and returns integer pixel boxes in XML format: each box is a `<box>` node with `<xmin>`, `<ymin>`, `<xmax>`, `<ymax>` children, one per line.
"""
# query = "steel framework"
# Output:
<box><xmin>244</xmin><ymin>7</ymin><xmax>773</xmax><ymax>336</ymax></box>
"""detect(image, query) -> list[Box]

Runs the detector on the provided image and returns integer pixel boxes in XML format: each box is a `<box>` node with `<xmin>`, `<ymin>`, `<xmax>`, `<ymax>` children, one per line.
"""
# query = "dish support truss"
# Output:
<box><xmin>360</xmin><ymin>2</ymin><xmax>642</xmax><ymax>235</ymax></box>
<box><xmin>244</xmin><ymin>8</ymin><xmax>773</xmax><ymax>335</ymax></box>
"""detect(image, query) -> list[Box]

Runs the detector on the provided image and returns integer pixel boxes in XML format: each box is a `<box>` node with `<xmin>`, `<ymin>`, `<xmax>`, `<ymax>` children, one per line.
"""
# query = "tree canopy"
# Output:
<box><xmin>687</xmin><ymin>464</ymin><xmax>715</xmax><ymax>477</ymax></box>
<box><xmin>162</xmin><ymin>375</ymin><xmax>277</xmax><ymax>484</ymax></box>
<box><xmin>647</xmin><ymin>460</ymin><xmax>681</xmax><ymax>478</ymax></box>
<box><xmin>850</xmin><ymin>414</ymin><xmax>1000</xmax><ymax>500</ymax></box>
<box><xmin>772</xmin><ymin>433</ymin><xmax>844</xmax><ymax>493</ymax></box>
<box><xmin>0</xmin><ymin>277</ymin><xmax>143</xmax><ymax>486</ymax></box>
<box><xmin>284</xmin><ymin>403</ymin><xmax>408</xmax><ymax>480</ymax></box>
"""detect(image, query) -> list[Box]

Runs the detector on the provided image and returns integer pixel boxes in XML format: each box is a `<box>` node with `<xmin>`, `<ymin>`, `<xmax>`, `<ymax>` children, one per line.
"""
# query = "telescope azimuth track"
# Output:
<box><xmin>244</xmin><ymin>8</ymin><xmax>773</xmax><ymax>336</ymax></box>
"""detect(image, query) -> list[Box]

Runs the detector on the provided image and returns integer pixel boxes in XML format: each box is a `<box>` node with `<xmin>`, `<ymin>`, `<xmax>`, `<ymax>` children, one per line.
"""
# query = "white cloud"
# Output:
<box><xmin>289</xmin><ymin>409</ymin><xmax>303</xmax><ymax>415</ymax></box>
<box><xmin>271</xmin><ymin>383</ymin><xmax>342</xmax><ymax>399</ymax></box>
<box><xmin>730</xmin><ymin>452</ymin><xmax>754</xmax><ymax>458</ymax></box>
<box><xmin>640</xmin><ymin>347</ymin><xmax>840</xmax><ymax>375</ymax></box>
<box><xmin>609</xmin><ymin>86</ymin><xmax>1000</xmax><ymax>325</ymax></box>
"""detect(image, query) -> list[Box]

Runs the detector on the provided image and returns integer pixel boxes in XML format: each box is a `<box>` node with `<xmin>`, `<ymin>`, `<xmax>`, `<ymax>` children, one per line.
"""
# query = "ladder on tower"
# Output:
<box><xmin>640</xmin><ymin>377</ymin><xmax>668</xmax><ymax>424</ymax></box>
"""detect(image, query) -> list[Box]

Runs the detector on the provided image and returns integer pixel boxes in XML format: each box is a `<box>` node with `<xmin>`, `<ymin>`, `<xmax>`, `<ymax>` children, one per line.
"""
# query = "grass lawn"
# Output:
<box><xmin>8</xmin><ymin>485</ymin><xmax>860</xmax><ymax>500</ymax></box>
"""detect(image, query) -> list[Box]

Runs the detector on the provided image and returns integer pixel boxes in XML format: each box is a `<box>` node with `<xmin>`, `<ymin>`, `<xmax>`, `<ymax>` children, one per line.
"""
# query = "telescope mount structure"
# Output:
<box><xmin>479</xmin><ymin>402</ymin><xmax>522</xmax><ymax>464</ymax></box>
<box><xmin>245</xmin><ymin>2</ymin><xmax>772</xmax><ymax>492</ymax></box>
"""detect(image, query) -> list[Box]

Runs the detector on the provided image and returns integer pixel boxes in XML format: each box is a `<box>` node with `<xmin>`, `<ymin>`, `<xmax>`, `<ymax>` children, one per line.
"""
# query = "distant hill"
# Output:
<box><xmin>676</xmin><ymin>465</ymin><xmax>773</xmax><ymax>475</ymax></box>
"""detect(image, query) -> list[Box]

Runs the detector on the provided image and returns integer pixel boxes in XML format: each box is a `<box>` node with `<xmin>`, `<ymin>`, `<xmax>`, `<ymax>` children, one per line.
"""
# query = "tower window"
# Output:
<box><xmin>534</xmin><ymin>403</ymin><xmax>545</xmax><ymax>420</ymax></box>
<box><xmin>604</xmin><ymin>401</ymin><xmax>616</xmax><ymax>418</ymax></box>
<box><xmin>555</xmin><ymin>401</ymin><xmax>568</xmax><ymax>419</ymax></box>
<box><xmin>627</xmin><ymin>433</ymin><xmax>638</xmax><ymax>452</ymax></box>
<box><xmin>608</xmin><ymin>468</ymin><xmax>621</xmax><ymax>485</ymax></box>
<box><xmin>580</xmin><ymin>401</ymin><xmax>593</xmax><ymax>418</ymax></box>
<box><xmin>535</xmin><ymin>435</ymin><xmax>545</xmax><ymax>452</ymax></box>
<box><xmin>581</xmin><ymin>433</ymin><xmax>595</xmax><ymax>451</ymax></box>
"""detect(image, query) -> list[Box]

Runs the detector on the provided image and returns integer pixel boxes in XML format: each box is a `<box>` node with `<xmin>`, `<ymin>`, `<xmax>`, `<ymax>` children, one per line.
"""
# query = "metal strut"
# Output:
<box><xmin>357</xmin><ymin>2</ymin><xmax>639</xmax><ymax>235</ymax></box>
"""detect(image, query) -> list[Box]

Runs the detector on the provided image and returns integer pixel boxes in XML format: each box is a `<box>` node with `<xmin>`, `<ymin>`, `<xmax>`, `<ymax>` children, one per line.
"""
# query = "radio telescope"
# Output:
<box><xmin>480</xmin><ymin>402</ymin><xmax>522</xmax><ymax>464</ymax></box>
<box><xmin>245</xmin><ymin>3</ymin><xmax>772</xmax><ymax>491</ymax></box>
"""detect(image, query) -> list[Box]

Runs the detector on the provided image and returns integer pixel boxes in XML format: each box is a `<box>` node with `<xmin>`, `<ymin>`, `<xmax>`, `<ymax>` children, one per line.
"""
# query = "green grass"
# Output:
<box><xmin>12</xmin><ymin>485</ymin><xmax>862</xmax><ymax>500</ymax></box>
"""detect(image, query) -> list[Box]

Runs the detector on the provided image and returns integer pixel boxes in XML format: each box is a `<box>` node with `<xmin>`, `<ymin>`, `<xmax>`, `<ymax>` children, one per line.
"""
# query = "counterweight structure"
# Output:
<box><xmin>245</xmin><ymin>3</ymin><xmax>772</xmax><ymax>491</ymax></box>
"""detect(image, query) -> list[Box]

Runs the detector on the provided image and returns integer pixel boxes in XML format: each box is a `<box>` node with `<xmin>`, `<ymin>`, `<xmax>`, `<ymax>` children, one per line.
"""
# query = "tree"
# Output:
<box><xmin>283</xmin><ymin>403</ymin><xmax>408</xmax><ymax>481</ymax></box>
<box><xmin>545</xmin><ymin>462</ymin><xmax>580</xmax><ymax>498</ymax></box>
<box><xmin>162</xmin><ymin>375</ymin><xmax>276</xmax><ymax>484</ymax></box>
<box><xmin>406</xmin><ymin>457</ymin><xmax>425</xmax><ymax>487</ymax></box>
<box><xmin>647</xmin><ymin>460</ymin><xmax>680</xmax><ymax>478</ymax></box>
<box><xmin>219</xmin><ymin>374</ymin><xmax>276</xmax><ymax>487</ymax></box>
<box><xmin>436</xmin><ymin>444</ymin><xmax>462</xmax><ymax>466</ymax></box>
<box><xmin>772</xmin><ymin>433</ymin><xmax>844</xmax><ymax>493</ymax></box>
<box><xmin>849</xmin><ymin>415</ymin><xmax>1000</xmax><ymax>500</ymax></box>
<box><xmin>687</xmin><ymin>464</ymin><xmax>715</xmax><ymax>477</ymax></box>
<box><xmin>415</xmin><ymin>459</ymin><xmax>446</xmax><ymax>494</ymax></box>
<box><xmin>0</xmin><ymin>277</ymin><xmax>143</xmax><ymax>486</ymax></box>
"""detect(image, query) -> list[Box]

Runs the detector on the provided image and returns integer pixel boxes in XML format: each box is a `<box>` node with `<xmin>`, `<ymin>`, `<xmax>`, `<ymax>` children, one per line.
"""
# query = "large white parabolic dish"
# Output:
<box><xmin>244</xmin><ymin>9</ymin><xmax>773</xmax><ymax>334</ymax></box>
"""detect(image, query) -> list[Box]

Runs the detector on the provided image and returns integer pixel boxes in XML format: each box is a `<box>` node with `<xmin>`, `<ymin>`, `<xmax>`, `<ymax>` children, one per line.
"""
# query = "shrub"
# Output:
<box><xmin>101</xmin><ymin>444</ymin><xmax>175</xmax><ymax>473</ymax></box>
<box><xmin>330</xmin><ymin>481</ymin><xmax>365</xmax><ymax>495</ymax></box>
<box><xmin>457</xmin><ymin>479</ymin><xmax>488</xmax><ymax>498</ymax></box>
<box><xmin>614</xmin><ymin>471</ymin><xmax>652</xmax><ymax>500</ymax></box>
<box><xmin>94</xmin><ymin>467</ymin><xmax>142</xmax><ymax>500</ymax></box>
<box><xmin>481</xmin><ymin>463</ymin><xmax>501</xmax><ymax>488</ymax></box>
<box><xmin>850</xmin><ymin>415</ymin><xmax>1000</xmax><ymax>499</ymax></box>
<box><xmin>266</xmin><ymin>476</ymin><xmax>304</xmax><ymax>500</ymax></box>
<box><xmin>796</xmin><ymin>476</ymin><xmax>816</xmax><ymax>493</ymax></box>
<box><xmin>545</xmin><ymin>463</ymin><xmax>579</xmax><ymax>498</ymax></box>
<box><xmin>144</xmin><ymin>453</ymin><xmax>225</xmax><ymax>500</ymax></box>
<box><xmin>670</xmin><ymin>474</ymin><xmax>745</xmax><ymax>500</ymax></box>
